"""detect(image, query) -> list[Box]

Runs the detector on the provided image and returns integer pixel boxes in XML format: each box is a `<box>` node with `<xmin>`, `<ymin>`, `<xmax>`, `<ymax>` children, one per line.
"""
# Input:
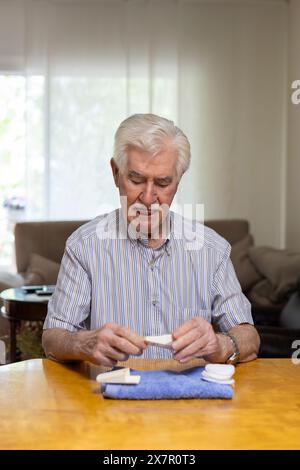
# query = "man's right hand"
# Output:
<box><xmin>75</xmin><ymin>322</ymin><xmax>147</xmax><ymax>367</ymax></box>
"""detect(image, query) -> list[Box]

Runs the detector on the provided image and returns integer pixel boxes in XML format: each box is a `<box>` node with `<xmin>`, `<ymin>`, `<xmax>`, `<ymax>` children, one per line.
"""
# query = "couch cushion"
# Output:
<box><xmin>230</xmin><ymin>234</ymin><xmax>262</xmax><ymax>292</ymax></box>
<box><xmin>205</xmin><ymin>219</ymin><xmax>249</xmax><ymax>245</ymax></box>
<box><xmin>247</xmin><ymin>279</ymin><xmax>287</xmax><ymax>309</ymax></box>
<box><xmin>14</xmin><ymin>219</ymin><xmax>88</xmax><ymax>273</ymax></box>
<box><xmin>24</xmin><ymin>253</ymin><xmax>60</xmax><ymax>285</ymax></box>
<box><xmin>248</xmin><ymin>246</ymin><xmax>300</xmax><ymax>303</ymax></box>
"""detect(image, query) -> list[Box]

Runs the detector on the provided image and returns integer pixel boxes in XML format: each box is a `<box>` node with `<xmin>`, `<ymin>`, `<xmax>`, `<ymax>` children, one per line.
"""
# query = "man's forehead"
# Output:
<box><xmin>126</xmin><ymin>149</ymin><xmax>177</xmax><ymax>177</ymax></box>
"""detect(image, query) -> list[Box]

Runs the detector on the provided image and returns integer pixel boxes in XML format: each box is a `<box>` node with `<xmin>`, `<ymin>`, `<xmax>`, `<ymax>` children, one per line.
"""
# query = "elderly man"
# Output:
<box><xmin>43</xmin><ymin>113</ymin><xmax>260</xmax><ymax>366</ymax></box>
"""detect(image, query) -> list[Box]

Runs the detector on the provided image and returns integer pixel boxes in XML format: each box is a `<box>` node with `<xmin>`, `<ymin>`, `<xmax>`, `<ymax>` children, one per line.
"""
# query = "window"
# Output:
<box><xmin>0</xmin><ymin>73</ymin><xmax>177</xmax><ymax>269</ymax></box>
<box><xmin>0</xmin><ymin>75</ymin><xmax>26</xmax><ymax>269</ymax></box>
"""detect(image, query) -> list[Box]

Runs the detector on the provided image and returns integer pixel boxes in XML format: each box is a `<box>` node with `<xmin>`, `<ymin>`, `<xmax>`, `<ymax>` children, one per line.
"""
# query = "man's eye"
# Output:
<box><xmin>131</xmin><ymin>180</ymin><xmax>142</xmax><ymax>185</ymax></box>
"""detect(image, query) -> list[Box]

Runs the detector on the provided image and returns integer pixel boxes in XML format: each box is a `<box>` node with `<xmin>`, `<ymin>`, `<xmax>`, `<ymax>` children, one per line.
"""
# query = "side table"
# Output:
<box><xmin>0</xmin><ymin>288</ymin><xmax>50</xmax><ymax>363</ymax></box>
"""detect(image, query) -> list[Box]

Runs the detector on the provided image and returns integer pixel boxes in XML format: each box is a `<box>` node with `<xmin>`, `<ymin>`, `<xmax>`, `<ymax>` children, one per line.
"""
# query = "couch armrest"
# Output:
<box><xmin>0</xmin><ymin>271</ymin><xmax>25</xmax><ymax>296</ymax></box>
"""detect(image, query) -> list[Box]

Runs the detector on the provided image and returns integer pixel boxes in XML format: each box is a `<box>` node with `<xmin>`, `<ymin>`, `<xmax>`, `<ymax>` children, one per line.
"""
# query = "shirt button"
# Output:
<box><xmin>151</xmin><ymin>299</ymin><xmax>157</xmax><ymax>306</ymax></box>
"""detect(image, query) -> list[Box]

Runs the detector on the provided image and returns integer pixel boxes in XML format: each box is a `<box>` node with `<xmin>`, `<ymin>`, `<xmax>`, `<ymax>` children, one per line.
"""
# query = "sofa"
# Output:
<box><xmin>0</xmin><ymin>217</ymin><xmax>299</xmax><ymax>360</ymax></box>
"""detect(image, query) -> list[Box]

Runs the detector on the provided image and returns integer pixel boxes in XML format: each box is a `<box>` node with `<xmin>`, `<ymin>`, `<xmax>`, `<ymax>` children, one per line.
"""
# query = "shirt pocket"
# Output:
<box><xmin>182</xmin><ymin>308</ymin><xmax>212</xmax><ymax>323</ymax></box>
<box><xmin>166</xmin><ymin>308</ymin><xmax>212</xmax><ymax>332</ymax></box>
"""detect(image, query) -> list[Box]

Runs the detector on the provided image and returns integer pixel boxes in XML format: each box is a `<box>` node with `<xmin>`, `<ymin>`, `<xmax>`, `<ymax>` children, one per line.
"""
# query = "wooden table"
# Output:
<box><xmin>0</xmin><ymin>358</ymin><xmax>299</xmax><ymax>450</ymax></box>
<box><xmin>0</xmin><ymin>288</ymin><xmax>49</xmax><ymax>363</ymax></box>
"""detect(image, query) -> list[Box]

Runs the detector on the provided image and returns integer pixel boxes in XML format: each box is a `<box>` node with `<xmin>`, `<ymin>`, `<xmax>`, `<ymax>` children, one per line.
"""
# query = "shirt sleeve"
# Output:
<box><xmin>43</xmin><ymin>244</ymin><xmax>91</xmax><ymax>332</ymax></box>
<box><xmin>211</xmin><ymin>244</ymin><xmax>253</xmax><ymax>332</ymax></box>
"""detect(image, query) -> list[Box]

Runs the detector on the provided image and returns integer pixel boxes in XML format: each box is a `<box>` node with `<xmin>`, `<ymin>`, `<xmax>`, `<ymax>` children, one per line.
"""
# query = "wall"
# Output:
<box><xmin>286</xmin><ymin>0</ymin><xmax>300</xmax><ymax>250</ymax></box>
<box><xmin>177</xmin><ymin>0</ymin><xmax>288</xmax><ymax>248</ymax></box>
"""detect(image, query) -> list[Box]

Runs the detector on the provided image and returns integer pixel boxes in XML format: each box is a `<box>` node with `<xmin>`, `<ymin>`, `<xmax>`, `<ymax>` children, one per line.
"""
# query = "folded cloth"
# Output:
<box><xmin>102</xmin><ymin>367</ymin><xmax>233</xmax><ymax>400</ymax></box>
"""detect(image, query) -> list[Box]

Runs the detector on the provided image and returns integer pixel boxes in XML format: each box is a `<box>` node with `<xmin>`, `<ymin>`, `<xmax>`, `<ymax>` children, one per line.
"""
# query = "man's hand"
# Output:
<box><xmin>73</xmin><ymin>322</ymin><xmax>147</xmax><ymax>367</ymax></box>
<box><xmin>172</xmin><ymin>317</ymin><xmax>221</xmax><ymax>363</ymax></box>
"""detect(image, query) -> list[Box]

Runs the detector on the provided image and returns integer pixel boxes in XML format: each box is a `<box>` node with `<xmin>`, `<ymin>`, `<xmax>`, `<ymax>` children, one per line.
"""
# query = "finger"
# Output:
<box><xmin>117</xmin><ymin>326</ymin><xmax>147</xmax><ymax>350</ymax></box>
<box><xmin>104</xmin><ymin>322</ymin><xmax>121</xmax><ymax>332</ymax></box>
<box><xmin>105</xmin><ymin>346</ymin><xmax>130</xmax><ymax>362</ymax></box>
<box><xmin>175</xmin><ymin>355</ymin><xmax>194</xmax><ymax>364</ymax></box>
<box><xmin>173</xmin><ymin>337</ymin><xmax>207</xmax><ymax>361</ymax></box>
<box><xmin>111</xmin><ymin>335</ymin><xmax>144</xmax><ymax>356</ymax></box>
<box><xmin>104</xmin><ymin>323</ymin><xmax>147</xmax><ymax>350</ymax></box>
<box><xmin>177</xmin><ymin>346</ymin><xmax>214</xmax><ymax>363</ymax></box>
<box><xmin>100</xmin><ymin>357</ymin><xmax>118</xmax><ymax>367</ymax></box>
<box><xmin>92</xmin><ymin>351</ymin><xmax>118</xmax><ymax>368</ymax></box>
<box><xmin>172</xmin><ymin>319</ymin><xmax>198</xmax><ymax>340</ymax></box>
<box><xmin>172</xmin><ymin>328</ymin><xmax>201</xmax><ymax>353</ymax></box>
<box><xmin>174</xmin><ymin>340</ymin><xmax>218</xmax><ymax>363</ymax></box>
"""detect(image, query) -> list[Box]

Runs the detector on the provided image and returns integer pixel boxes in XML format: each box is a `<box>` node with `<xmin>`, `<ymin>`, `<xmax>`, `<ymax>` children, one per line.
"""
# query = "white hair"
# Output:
<box><xmin>113</xmin><ymin>114</ymin><xmax>191</xmax><ymax>178</ymax></box>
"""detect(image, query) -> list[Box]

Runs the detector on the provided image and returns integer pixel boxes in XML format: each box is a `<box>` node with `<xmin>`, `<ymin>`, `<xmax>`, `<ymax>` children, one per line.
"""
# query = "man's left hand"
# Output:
<box><xmin>172</xmin><ymin>317</ymin><xmax>221</xmax><ymax>363</ymax></box>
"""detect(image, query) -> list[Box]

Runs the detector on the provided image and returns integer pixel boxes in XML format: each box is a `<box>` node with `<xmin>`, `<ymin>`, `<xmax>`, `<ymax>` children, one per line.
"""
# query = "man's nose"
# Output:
<box><xmin>139</xmin><ymin>183</ymin><xmax>158</xmax><ymax>206</ymax></box>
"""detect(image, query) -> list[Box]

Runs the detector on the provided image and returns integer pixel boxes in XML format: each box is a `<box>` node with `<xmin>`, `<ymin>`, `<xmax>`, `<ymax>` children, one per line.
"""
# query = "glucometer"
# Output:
<box><xmin>21</xmin><ymin>285</ymin><xmax>55</xmax><ymax>295</ymax></box>
<box><xmin>35</xmin><ymin>285</ymin><xmax>56</xmax><ymax>296</ymax></box>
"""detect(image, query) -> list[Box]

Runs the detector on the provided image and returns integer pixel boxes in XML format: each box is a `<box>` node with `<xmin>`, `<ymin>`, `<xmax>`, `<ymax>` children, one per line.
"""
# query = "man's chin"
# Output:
<box><xmin>138</xmin><ymin>223</ymin><xmax>160</xmax><ymax>238</ymax></box>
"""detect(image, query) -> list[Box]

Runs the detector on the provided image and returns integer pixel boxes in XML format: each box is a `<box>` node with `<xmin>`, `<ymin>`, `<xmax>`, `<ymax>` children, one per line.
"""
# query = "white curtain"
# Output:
<box><xmin>0</xmin><ymin>0</ymin><xmax>287</xmax><ymax>246</ymax></box>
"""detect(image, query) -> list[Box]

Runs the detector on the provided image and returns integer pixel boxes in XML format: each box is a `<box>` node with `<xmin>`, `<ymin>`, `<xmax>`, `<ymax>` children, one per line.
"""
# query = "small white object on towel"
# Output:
<box><xmin>96</xmin><ymin>367</ymin><xmax>140</xmax><ymax>384</ymax></box>
<box><xmin>201</xmin><ymin>364</ymin><xmax>235</xmax><ymax>385</ymax></box>
<box><xmin>205</xmin><ymin>364</ymin><xmax>235</xmax><ymax>378</ymax></box>
<box><xmin>201</xmin><ymin>371</ymin><xmax>235</xmax><ymax>385</ymax></box>
<box><xmin>145</xmin><ymin>334</ymin><xmax>173</xmax><ymax>349</ymax></box>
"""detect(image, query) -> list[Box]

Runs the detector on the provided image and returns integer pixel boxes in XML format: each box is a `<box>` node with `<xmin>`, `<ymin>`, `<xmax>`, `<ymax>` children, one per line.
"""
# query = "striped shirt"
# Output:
<box><xmin>44</xmin><ymin>209</ymin><xmax>253</xmax><ymax>358</ymax></box>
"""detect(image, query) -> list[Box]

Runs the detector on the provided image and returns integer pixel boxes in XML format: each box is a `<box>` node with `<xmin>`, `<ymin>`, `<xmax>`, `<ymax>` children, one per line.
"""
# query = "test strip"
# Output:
<box><xmin>96</xmin><ymin>368</ymin><xmax>130</xmax><ymax>383</ymax></box>
<box><xmin>145</xmin><ymin>334</ymin><xmax>173</xmax><ymax>349</ymax></box>
<box><xmin>96</xmin><ymin>368</ymin><xmax>140</xmax><ymax>384</ymax></box>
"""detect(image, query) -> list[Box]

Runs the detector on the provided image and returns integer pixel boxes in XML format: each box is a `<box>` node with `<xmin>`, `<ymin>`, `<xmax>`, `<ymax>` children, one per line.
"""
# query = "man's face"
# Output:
<box><xmin>111</xmin><ymin>145</ymin><xmax>179</xmax><ymax>237</ymax></box>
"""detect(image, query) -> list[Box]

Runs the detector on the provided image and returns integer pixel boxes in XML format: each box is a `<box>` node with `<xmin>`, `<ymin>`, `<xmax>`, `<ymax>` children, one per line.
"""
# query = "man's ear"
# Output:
<box><xmin>110</xmin><ymin>158</ymin><xmax>120</xmax><ymax>187</ymax></box>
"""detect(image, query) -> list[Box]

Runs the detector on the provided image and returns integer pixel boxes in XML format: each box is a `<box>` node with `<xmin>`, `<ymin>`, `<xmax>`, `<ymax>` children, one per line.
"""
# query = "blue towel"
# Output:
<box><xmin>102</xmin><ymin>367</ymin><xmax>233</xmax><ymax>400</ymax></box>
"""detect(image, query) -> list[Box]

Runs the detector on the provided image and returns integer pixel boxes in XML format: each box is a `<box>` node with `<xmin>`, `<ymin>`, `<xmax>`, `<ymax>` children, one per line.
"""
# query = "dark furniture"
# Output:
<box><xmin>254</xmin><ymin>286</ymin><xmax>300</xmax><ymax>358</ymax></box>
<box><xmin>0</xmin><ymin>288</ymin><xmax>49</xmax><ymax>363</ymax></box>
